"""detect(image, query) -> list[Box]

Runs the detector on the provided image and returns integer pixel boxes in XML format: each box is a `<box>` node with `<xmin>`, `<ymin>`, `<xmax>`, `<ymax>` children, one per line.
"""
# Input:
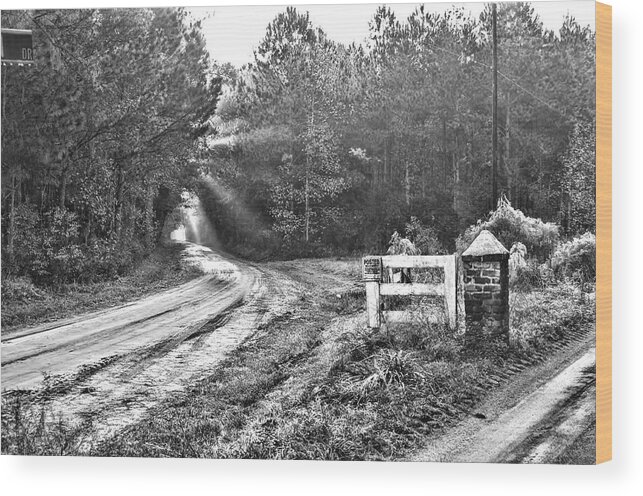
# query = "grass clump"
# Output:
<box><xmin>1</xmin><ymin>394</ymin><xmax>92</xmax><ymax>456</ymax></box>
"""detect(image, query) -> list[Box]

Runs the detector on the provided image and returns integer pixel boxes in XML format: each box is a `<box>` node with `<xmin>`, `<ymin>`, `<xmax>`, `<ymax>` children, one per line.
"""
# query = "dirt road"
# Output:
<box><xmin>410</xmin><ymin>335</ymin><xmax>596</xmax><ymax>464</ymax></box>
<box><xmin>1</xmin><ymin>243</ymin><xmax>300</xmax><ymax>440</ymax></box>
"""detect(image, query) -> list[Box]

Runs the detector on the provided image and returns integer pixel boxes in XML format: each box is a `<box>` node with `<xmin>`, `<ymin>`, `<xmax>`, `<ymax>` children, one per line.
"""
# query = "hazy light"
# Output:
<box><xmin>169</xmin><ymin>225</ymin><xmax>187</xmax><ymax>242</ymax></box>
<box><xmin>201</xmin><ymin>174</ymin><xmax>266</xmax><ymax>237</ymax></box>
<box><xmin>165</xmin><ymin>191</ymin><xmax>219</xmax><ymax>249</ymax></box>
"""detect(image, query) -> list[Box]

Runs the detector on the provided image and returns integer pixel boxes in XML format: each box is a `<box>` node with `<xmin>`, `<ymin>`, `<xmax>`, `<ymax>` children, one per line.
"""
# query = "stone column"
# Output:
<box><xmin>461</xmin><ymin>230</ymin><xmax>509</xmax><ymax>344</ymax></box>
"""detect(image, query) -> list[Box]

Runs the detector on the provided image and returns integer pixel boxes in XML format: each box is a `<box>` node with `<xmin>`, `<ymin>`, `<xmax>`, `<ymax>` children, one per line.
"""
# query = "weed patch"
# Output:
<box><xmin>1</xmin><ymin>394</ymin><xmax>93</xmax><ymax>455</ymax></box>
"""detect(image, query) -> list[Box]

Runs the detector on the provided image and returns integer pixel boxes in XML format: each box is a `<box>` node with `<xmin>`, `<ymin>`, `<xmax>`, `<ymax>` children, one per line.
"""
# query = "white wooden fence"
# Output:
<box><xmin>362</xmin><ymin>255</ymin><xmax>457</xmax><ymax>330</ymax></box>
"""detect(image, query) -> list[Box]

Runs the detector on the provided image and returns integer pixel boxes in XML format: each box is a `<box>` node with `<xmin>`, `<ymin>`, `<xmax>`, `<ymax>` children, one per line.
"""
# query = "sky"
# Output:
<box><xmin>189</xmin><ymin>1</ymin><xmax>596</xmax><ymax>67</ymax></box>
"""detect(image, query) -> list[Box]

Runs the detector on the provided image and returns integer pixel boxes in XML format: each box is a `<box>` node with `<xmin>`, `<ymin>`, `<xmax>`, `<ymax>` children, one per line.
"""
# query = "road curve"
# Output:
<box><xmin>1</xmin><ymin>243</ymin><xmax>256</xmax><ymax>391</ymax></box>
<box><xmin>2</xmin><ymin>243</ymin><xmax>302</xmax><ymax>445</ymax></box>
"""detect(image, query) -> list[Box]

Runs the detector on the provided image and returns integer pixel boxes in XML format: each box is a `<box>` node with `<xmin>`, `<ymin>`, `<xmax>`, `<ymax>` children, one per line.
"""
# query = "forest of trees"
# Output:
<box><xmin>1</xmin><ymin>4</ymin><xmax>596</xmax><ymax>284</ymax></box>
<box><xmin>1</xmin><ymin>8</ymin><xmax>221</xmax><ymax>283</ymax></box>
<box><xmin>203</xmin><ymin>3</ymin><xmax>596</xmax><ymax>258</ymax></box>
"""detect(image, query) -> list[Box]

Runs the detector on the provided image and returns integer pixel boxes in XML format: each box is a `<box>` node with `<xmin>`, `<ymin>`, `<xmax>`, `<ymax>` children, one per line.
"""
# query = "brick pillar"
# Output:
<box><xmin>461</xmin><ymin>230</ymin><xmax>509</xmax><ymax>344</ymax></box>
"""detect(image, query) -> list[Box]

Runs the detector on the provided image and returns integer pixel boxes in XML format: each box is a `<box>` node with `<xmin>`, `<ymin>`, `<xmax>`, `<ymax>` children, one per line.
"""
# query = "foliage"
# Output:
<box><xmin>510</xmin><ymin>283</ymin><xmax>594</xmax><ymax>350</ymax></box>
<box><xmin>386</xmin><ymin>231</ymin><xmax>419</xmax><ymax>255</ymax></box>
<box><xmin>562</xmin><ymin>121</ymin><xmax>596</xmax><ymax>234</ymax></box>
<box><xmin>509</xmin><ymin>242</ymin><xmax>527</xmax><ymax>280</ymax></box>
<box><xmin>458</xmin><ymin>196</ymin><xmax>559</xmax><ymax>259</ymax></box>
<box><xmin>206</xmin><ymin>4</ymin><xmax>595</xmax><ymax>259</ymax></box>
<box><xmin>1</xmin><ymin>396</ymin><xmax>92</xmax><ymax>456</ymax></box>
<box><xmin>1</xmin><ymin>242</ymin><xmax>200</xmax><ymax>330</ymax></box>
<box><xmin>2</xmin><ymin>4</ymin><xmax>596</xmax><ymax>265</ymax></box>
<box><xmin>511</xmin><ymin>260</ymin><xmax>549</xmax><ymax>292</ymax></box>
<box><xmin>1</xmin><ymin>8</ymin><xmax>220</xmax><ymax>283</ymax></box>
<box><xmin>550</xmin><ymin>232</ymin><xmax>596</xmax><ymax>283</ymax></box>
<box><xmin>404</xmin><ymin>216</ymin><xmax>446</xmax><ymax>255</ymax></box>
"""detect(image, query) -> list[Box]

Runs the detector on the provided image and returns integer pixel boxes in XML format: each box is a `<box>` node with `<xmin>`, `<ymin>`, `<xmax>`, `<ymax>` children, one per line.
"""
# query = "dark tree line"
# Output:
<box><xmin>1</xmin><ymin>8</ymin><xmax>220</xmax><ymax>283</ymax></box>
<box><xmin>1</xmin><ymin>4</ymin><xmax>597</xmax><ymax>283</ymax></box>
<box><xmin>204</xmin><ymin>3</ymin><xmax>595</xmax><ymax>259</ymax></box>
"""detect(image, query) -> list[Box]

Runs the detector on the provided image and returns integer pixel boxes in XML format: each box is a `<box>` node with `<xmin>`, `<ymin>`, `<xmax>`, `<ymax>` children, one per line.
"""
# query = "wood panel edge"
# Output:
<box><xmin>595</xmin><ymin>0</ymin><xmax>612</xmax><ymax>465</ymax></box>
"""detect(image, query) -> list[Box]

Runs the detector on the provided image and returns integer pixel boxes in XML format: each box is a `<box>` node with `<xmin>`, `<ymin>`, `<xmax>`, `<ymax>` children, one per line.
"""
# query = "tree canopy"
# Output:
<box><xmin>1</xmin><ymin>4</ymin><xmax>597</xmax><ymax>277</ymax></box>
<box><xmin>203</xmin><ymin>3</ymin><xmax>595</xmax><ymax>258</ymax></box>
<box><xmin>1</xmin><ymin>8</ymin><xmax>221</xmax><ymax>283</ymax></box>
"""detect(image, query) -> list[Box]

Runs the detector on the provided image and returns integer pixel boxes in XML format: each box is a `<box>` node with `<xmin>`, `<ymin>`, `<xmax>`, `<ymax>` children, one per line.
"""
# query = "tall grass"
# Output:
<box><xmin>1</xmin><ymin>395</ymin><xmax>92</xmax><ymax>455</ymax></box>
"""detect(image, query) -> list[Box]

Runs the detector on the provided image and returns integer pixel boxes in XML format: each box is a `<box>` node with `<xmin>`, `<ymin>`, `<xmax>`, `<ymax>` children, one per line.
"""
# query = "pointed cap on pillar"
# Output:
<box><xmin>462</xmin><ymin>229</ymin><xmax>509</xmax><ymax>259</ymax></box>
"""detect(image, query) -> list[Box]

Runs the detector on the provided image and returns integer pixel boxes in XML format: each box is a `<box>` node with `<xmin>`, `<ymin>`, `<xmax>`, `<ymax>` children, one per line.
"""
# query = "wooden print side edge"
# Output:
<box><xmin>595</xmin><ymin>1</ymin><xmax>612</xmax><ymax>465</ymax></box>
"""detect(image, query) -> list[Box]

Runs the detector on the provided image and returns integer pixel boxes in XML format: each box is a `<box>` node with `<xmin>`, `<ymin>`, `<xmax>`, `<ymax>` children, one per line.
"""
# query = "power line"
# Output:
<box><xmin>419</xmin><ymin>35</ymin><xmax>572</xmax><ymax>120</ymax></box>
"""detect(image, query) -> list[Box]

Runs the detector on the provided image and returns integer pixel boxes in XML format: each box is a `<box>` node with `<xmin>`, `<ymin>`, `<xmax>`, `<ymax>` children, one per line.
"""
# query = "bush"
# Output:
<box><xmin>511</xmin><ymin>260</ymin><xmax>549</xmax><ymax>291</ymax></box>
<box><xmin>404</xmin><ymin>216</ymin><xmax>445</xmax><ymax>255</ymax></box>
<box><xmin>7</xmin><ymin>205</ymin><xmax>149</xmax><ymax>286</ymax></box>
<box><xmin>1</xmin><ymin>276</ymin><xmax>44</xmax><ymax>303</ymax></box>
<box><xmin>457</xmin><ymin>196</ymin><xmax>559</xmax><ymax>260</ymax></box>
<box><xmin>508</xmin><ymin>242</ymin><xmax>548</xmax><ymax>291</ymax></box>
<box><xmin>550</xmin><ymin>232</ymin><xmax>596</xmax><ymax>283</ymax></box>
<box><xmin>386</xmin><ymin>231</ymin><xmax>420</xmax><ymax>256</ymax></box>
<box><xmin>510</xmin><ymin>283</ymin><xmax>594</xmax><ymax>350</ymax></box>
<box><xmin>509</xmin><ymin>242</ymin><xmax>527</xmax><ymax>281</ymax></box>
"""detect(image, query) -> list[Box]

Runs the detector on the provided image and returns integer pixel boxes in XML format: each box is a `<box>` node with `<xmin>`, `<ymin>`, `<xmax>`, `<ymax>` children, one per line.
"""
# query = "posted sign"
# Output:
<box><xmin>362</xmin><ymin>256</ymin><xmax>382</xmax><ymax>282</ymax></box>
<box><xmin>1</xmin><ymin>29</ymin><xmax>34</xmax><ymax>64</ymax></box>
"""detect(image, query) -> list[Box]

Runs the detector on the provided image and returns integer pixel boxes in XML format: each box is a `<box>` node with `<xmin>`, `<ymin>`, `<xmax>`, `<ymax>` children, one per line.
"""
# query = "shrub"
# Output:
<box><xmin>550</xmin><ymin>232</ymin><xmax>596</xmax><ymax>283</ymax></box>
<box><xmin>511</xmin><ymin>260</ymin><xmax>548</xmax><ymax>291</ymax></box>
<box><xmin>386</xmin><ymin>231</ymin><xmax>419</xmax><ymax>255</ymax></box>
<box><xmin>1</xmin><ymin>276</ymin><xmax>44</xmax><ymax>303</ymax></box>
<box><xmin>404</xmin><ymin>216</ymin><xmax>445</xmax><ymax>255</ymax></box>
<box><xmin>457</xmin><ymin>196</ymin><xmax>559</xmax><ymax>259</ymax></box>
<box><xmin>508</xmin><ymin>242</ymin><xmax>547</xmax><ymax>290</ymax></box>
<box><xmin>509</xmin><ymin>242</ymin><xmax>527</xmax><ymax>282</ymax></box>
<box><xmin>7</xmin><ymin>205</ymin><xmax>149</xmax><ymax>285</ymax></box>
<box><xmin>510</xmin><ymin>283</ymin><xmax>594</xmax><ymax>350</ymax></box>
<box><xmin>8</xmin><ymin>203</ymin><xmax>42</xmax><ymax>276</ymax></box>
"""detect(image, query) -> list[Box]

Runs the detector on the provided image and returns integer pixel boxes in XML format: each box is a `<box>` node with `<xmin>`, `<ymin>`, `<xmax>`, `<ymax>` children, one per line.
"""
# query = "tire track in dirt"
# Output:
<box><xmin>1</xmin><ymin>243</ymin><xmax>302</xmax><ymax>449</ymax></box>
<box><xmin>409</xmin><ymin>335</ymin><xmax>596</xmax><ymax>464</ymax></box>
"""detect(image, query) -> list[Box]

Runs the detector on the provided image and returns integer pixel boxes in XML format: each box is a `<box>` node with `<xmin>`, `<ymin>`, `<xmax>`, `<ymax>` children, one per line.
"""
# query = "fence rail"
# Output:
<box><xmin>362</xmin><ymin>254</ymin><xmax>457</xmax><ymax>330</ymax></box>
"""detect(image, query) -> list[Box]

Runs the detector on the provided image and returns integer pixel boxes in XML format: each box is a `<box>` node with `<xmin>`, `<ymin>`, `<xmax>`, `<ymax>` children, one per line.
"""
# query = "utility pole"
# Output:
<box><xmin>491</xmin><ymin>2</ymin><xmax>498</xmax><ymax>209</ymax></box>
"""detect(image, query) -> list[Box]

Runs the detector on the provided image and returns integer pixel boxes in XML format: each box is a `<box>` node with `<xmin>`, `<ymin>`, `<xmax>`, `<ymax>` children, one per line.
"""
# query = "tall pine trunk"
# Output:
<box><xmin>404</xmin><ymin>146</ymin><xmax>411</xmax><ymax>207</ymax></box>
<box><xmin>304</xmin><ymin>93</ymin><xmax>315</xmax><ymax>244</ymax></box>
<box><xmin>7</xmin><ymin>175</ymin><xmax>17</xmax><ymax>272</ymax></box>
<box><xmin>59</xmin><ymin>163</ymin><xmax>68</xmax><ymax>209</ymax></box>
<box><xmin>144</xmin><ymin>186</ymin><xmax>155</xmax><ymax>250</ymax></box>
<box><xmin>442</xmin><ymin>119</ymin><xmax>448</xmax><ymax>190</ymax></box>
<box><xmin>114</xmin><ymin>159</ymin><xmax>125</xmax><ymax>240</ymax></box>
<box><xmin>453</xmin><ymin>132</ymin><xmax>460</xmax><ymax>213</ymax></box>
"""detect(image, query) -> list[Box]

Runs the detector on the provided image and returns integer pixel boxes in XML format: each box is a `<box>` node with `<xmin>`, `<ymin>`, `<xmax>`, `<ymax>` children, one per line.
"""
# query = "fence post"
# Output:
<box><xmin>444</xmin><ymin>254</ymin><xmax>457</xmax><ymax>330</ymax></box>
<box><xmin>362</xmin><ymin>257</ymin><xmax>382</xmax><ymax>328</ymax></box>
